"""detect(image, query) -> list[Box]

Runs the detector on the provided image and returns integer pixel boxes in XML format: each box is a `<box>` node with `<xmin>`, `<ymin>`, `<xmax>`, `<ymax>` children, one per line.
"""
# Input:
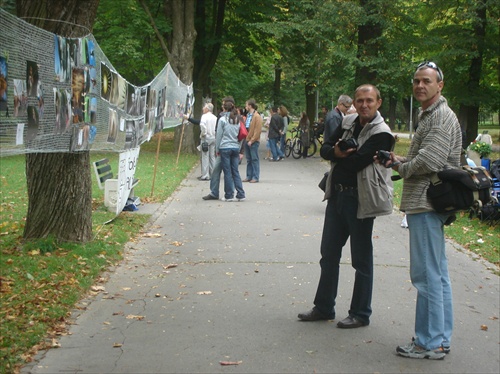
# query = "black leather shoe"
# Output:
<box><xmin>202</xmin><ymin>194</ymin><xmax>218</xmax><ymax>200</ymax></box>
<box><xmin>298</xmin><ymin>308</ymin><xmax>333</xmax><ymax>321</ymax></box>
<box><xmin>337</xmin><ymin>316</ymin><xmax>368</xmax><ymax>329</ymax></box>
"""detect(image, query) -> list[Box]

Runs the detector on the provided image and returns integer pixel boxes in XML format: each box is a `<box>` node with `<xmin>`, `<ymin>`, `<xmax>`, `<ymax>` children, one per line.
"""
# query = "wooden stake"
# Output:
<box><xmin>176</xmin><ymin>118</ymin><xmax>186</xmax><ymax>166</ymax></box>
<box><xmin>150</xmin><ymin>131</ymin><xmax>162</xmax><ymax>197</ymax></box>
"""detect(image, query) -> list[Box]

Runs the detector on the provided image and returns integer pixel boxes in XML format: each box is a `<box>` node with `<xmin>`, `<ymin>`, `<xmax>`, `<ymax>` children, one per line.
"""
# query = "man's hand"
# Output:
<box><xmin>334</xmin><ymin>141</ymin><xmax>356</xmax><ymax>158</ymax></box>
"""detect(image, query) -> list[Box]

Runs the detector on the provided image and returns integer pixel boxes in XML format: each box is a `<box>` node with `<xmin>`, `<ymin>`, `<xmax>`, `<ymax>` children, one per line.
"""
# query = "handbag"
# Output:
<box><xmin>427</xmin><ymin>166</ymin><xmax>493</xmax><ymax>214</ymax></box>
<box><xmin>238</xmin><ymin>120</ymin><xmax>248</xmax><ymax>142</ymax></box>
<box><xmin>318</xmin><ymin>172</ymin><xmax>329</xmax><ymax>192</ymax></box>
<box><xmin>201</xmin><ymin>141</ymin><xmax>208</xmax><ymax>152</ymax></box>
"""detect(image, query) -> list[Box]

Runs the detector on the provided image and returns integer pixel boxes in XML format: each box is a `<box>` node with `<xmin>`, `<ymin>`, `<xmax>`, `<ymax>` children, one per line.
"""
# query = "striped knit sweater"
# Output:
<box><xmin>399</xmin><ymin>96</ymin><xmax>462</xmax><ymax>213</ymax></box>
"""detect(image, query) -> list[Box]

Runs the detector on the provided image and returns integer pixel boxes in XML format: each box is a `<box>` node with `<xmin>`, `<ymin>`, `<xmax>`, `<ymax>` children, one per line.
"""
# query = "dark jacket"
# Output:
<box><xmin>269</xmin><ymin>113</ymin><xmax>284</xmax><ymax>139</ymax></box>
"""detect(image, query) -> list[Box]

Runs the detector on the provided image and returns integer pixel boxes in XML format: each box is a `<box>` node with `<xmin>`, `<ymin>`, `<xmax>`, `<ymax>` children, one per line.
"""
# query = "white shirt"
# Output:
<box><xmin>200</xmin><ymin>111</ymin><xmax>217</xmax><ymax>139</ymax></box>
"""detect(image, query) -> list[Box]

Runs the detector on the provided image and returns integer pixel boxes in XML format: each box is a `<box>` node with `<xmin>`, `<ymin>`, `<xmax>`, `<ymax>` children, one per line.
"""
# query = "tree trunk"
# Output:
<box><xmin>388</xmin><ymin>96</ymin><xmax>396</xmax><ymax>130</ymax></box>
<box><xmin>24</xmin><ymin>153</ymin><xmax>93</xmax><ymax>241</ymax></box>
<box><xmin>355</xmin><ymin>0</ymin><xmax>383</xmax><ymax>86</ymax></box>
<box><xmin>18</xmin><ymin>0</ymin><xmax>100</xmax><ymax>242</ymax></box>
<box><xmin>273</xmin><ymin>63</ymin><xmax>282</xmax><ymax>106</ymax></box>
<box><xmin>163</xmin><ymin>0</ymin><xmax>198</xmax><ymax>154</ymax></box>
<box><xmin>462</xmin><ymin>0</ymin><xmax>487</xmax><ymax>145</ymax></box>
<box><xmin>305</xmin><ymin>82</ymin><xmax>316</xmax><ymax>126</ymax></box>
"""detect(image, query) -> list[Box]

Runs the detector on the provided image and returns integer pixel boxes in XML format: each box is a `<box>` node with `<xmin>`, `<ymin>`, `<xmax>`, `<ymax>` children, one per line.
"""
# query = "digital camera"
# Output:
<box><xmin>338</xmin><ymin>138</ymin><xmax>358</xmax><ymax>151</ymax></box>
<box><xmin>377</xmin><ymin>150</ymin><xmax>392</xmax><ymax>164</ymax></box>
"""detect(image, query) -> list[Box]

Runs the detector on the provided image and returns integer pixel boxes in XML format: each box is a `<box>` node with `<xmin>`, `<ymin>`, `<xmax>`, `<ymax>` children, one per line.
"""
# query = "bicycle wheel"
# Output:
<box><xmin>292</xmin><ymin>139</ymin><xmax>302</xmax><ymax>159</ymax></box>
<box><xmin>285</xmin><ymin>139</ymin><xmax>292</xmax><ymax>157</ymax></box>
<box><xmin>307</xmin><ymin>140</ymin><xmax>317</xmax><ymax>157</ymax></box>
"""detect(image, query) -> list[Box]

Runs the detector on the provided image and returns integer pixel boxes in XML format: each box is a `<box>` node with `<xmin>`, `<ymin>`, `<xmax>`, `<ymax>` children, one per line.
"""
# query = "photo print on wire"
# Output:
<box><xmin>71</xmin><ymin>68</ymin><xmax>86</xmax><ymax>123</ymax></box>
<box><xmin>13</xmin><ymin>79</ymin><xmax>27</xmax><ymax>117</ymax></box>
<box><xmin>101</xmin><ymin>62</ymin><xmax>112</xmax><ymax>102</ymax></box>
<box><xmin>0</xmin><ymin>56</ymin><xmax>7</xmax><ymax>112</ymax></box>
<box><xmin>26</xmin><ymin>105</ymin><xmax>39</xmax><ymax>141</ymax></box>
<box><xmin>107</xmin><ymin>108</ymin><xmax>118</xmax><ymax>143</ymax></box>
<box><xmin>54</xmin><ymin>35</ymin><xmax>71</xmax><ymax>83</ymax></box>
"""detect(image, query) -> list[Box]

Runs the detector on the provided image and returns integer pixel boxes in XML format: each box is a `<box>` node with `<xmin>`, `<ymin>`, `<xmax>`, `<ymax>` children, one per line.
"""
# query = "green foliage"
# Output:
<box><xmin>93</xmin><ymin>0</ymin><xmax>169</xmax><ymax>85</ymax></box>
<box><xmin>469</xmin><ymin>141</ymin><xmax>492</xmax><ymax>158</ymax></box>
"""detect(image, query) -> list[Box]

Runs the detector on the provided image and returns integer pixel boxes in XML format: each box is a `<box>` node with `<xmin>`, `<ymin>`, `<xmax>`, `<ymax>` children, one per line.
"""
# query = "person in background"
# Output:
<box><xmin>347</xmin><ymin>105</ymin><xmax>357</xmax><ymax>115</ymax></box>
<box><xmin>298</xmin><ymin>84</ymin><xmax>394</xmax><ymax>332</ymax></box>
<box><xmin>279</xmin><ymin>106</ymin><xmax>291</xmax><ymax>155</ymax></box>
<box><xmin>243</xmin><ymin>98</ymin><xmax>263</xmax><ymax>183</ymax></box>
<box><xmin>202</xmin><ymin>97</ymin><xmax>234</xmax><ymax>201</ymax></box>
<box><xmin>324</xmin><ymin>95</ymin><xmax>353</xmax><ymax>142</ymax></box>
<box><xmin>383</xmin><ymin>62</ymin><xmax>461</xmax><ymax>360</ymax></box>
<box><xmin>298</xmin><ymin>111</ymin><xmax>311</xmax><ymax>159</ymax></box>
<box><xmin>184</xmin><ymin>103</ymin><xmax>217</xmax><ymax>180</ymax></box>
<box><xmin>215</xmin><ymin>99</ymin><xmax>246</xmax><ymax>202</ymax></box>
<box><xmin>268</xmin><ymin>106</ymin><xmax>285</xmax><ymax>161</ymax></box>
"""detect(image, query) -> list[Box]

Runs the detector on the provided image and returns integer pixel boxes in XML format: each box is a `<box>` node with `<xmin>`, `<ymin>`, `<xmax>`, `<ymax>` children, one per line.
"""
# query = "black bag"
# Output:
<box><xmin>427</xmin><ymin>166</ymin><xmax>493</xmax><ymax>214</ymax></box>
<box><xmin>201</xmin><ymin>141</ymin><xmax>209</xmax><ymax>152</ymax></box>
<box><xmin>318</xmin><ymin>172</ymin><xmax>329</xmax><ymax>192</ymax></box>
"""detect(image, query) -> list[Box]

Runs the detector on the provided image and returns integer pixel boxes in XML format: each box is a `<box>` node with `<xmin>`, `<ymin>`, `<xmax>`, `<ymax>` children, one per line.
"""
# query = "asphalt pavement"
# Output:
<box><xmin>23</xmin><ymin>136</ymin><xmax>499</xmax><ymax>374</ymax></box>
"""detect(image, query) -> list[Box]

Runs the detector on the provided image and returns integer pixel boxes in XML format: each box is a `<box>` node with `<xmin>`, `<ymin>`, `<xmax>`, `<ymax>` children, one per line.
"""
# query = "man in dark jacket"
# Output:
<box><xmin>268</xmin><ymin>106</ymin><xmax>284</xmax><ymax>161</ymax></box>
<box><xmin>323</xmin><ymin>95</ymin><xmax>353</xmax><ymax>142</ymax></box>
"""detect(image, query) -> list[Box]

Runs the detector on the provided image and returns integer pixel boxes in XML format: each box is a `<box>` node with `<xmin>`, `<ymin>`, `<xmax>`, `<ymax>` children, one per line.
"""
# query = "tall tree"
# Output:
<box><xmin>17</xmin><ymin>0</ymin><xmax>100</xmax><ymax>242</ymax></box>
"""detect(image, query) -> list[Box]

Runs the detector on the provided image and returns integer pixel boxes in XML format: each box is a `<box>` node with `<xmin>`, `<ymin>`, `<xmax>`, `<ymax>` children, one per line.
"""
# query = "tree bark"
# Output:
<box><xmin>355</xmin><ymin>0</ymin><xmax>383</xmax><ymax>86</ymax></box>
<box><xmin>163</xmin><ymin>0</ymin><xmax>198</xmax><ymax>154</ymax></box>
<box><xmin>18</xmin><ymin>0</ymin><xmax>100</xmax><ymax>242</ymax></box>
<box><xmin>461</xmin><ymin>0</ymin><xmax>487</xmax><ymax>145</ymax></box>
<box><xmin>24</xmin><ymin>153</ymin><xmax>93</xmax><ymax>241</ymax></box>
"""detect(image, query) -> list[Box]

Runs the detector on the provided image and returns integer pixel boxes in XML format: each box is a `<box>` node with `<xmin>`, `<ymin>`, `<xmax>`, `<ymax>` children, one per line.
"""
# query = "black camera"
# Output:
<box><xmin>377</xmin><ymin>150</ymin><xmax>392</xmax><ymax>164</ymax></box>
<box><xmin>377</xmin><ymin>150</ymin><xmax>400</xmax><ymax>168</ymax></box>
<box><xmin>338</xmin><ymin>138</ymin><xmax>358</xmax><ymax>151</ymax></box>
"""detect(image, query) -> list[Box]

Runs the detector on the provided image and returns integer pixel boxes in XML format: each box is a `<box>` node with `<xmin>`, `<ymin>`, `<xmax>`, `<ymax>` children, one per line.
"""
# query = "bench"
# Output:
<box><xmin>92</xmin><ymin>158</ymin><xmax>140</xmax><ymax>211</ymax></box>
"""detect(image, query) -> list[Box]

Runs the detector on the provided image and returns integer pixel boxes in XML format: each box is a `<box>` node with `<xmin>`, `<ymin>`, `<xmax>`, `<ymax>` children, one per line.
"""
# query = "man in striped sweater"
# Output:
<box><xmin>385</xmin><ymin>62</ymin><xmax>462</xmax><ymax>360</ymax></box>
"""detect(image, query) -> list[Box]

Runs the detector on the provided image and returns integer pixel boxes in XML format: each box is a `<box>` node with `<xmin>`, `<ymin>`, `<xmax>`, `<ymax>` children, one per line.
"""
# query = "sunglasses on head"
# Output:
<box><xmin>417</xmin><ymin>61</ymin><xmax>443</xmax><ymax>81</ymax></box>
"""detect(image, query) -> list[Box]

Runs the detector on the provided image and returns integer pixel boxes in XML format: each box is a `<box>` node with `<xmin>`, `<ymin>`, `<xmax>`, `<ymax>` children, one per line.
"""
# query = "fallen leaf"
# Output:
<box><xmin>480</xmin><ymin>324</ymin><xmax>488</xmax><ymax>331</ymax></box>
<box><xmin>142</xmin><ymin>232</ymin><xmax>162</xmax><ymax>238</ymax></box>
<box><xmin>197</xmin><ymin>291</ymin><xmax>212</xmax><ymax>295</ymax></box>
<box><xmin>170</xmin><ymin>241</ymin><xmax>183</xmax><ymax>246</ymax></box>
<box><xmin>163</xmin><ymin>263</ymin><xmax>178</xmax><ymax>269</ymax></box>
<box><xmin>219</xmin><ymin>361</ymin><xmax>242</xmax><ymax>366</ymax></box>
<box><xmin>126</xmin><ymin>315</ymin><xmax>145</xmax><ymax>320</ymax></box>
<box><xmin>51</xmin><ymin>338</ymin><xmax>61</xmax><ymax>348</ymax></box>
<box><xmin>113</xmin><ymin>343</ymin><xmax>123</xmax><ymax>348</ymax></box>
<box><xmin>91</xmin><ymin>286</ymin><xmax>106</xmax><ymax>292</ymax></box>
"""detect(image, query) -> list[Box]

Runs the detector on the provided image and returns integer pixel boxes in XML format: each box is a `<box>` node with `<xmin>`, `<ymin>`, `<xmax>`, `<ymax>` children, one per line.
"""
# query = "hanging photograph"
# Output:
<box><xmin>26</xmin><ymin>105</ymin><xmax>39</xmax><ymax>141</ymax></box>
<box><xmin>0</xmin><ymin>56</ymin><xmax>7</xmax><ymax>112</ymax></box>
<box><xmin>13</xmin><ymin>79</ymin><xmax>27</xmax><ymax>117</ymax></box>
<box><xmin>101</xmin><ymin>62</ymin><xmax>112</xmax><ymax>102</ymax></box>
<box><xmin>26</xmin><ymin>61</ymin><xmax>39</xmax><ymax>97</ymax></box>
<box><xmin>54</xmin><ymin>35</ymin><xmax>70</xmax><ymax>83</ymax></box>
<box><xmin>71</xmin><ymin>68</ymin><xmax>86</xmax><ymax>123</ymax></box>
<box><xmin>107</xmin><ymin>108</ymin><xmax>118</xmax><ymax>143</ymax></box>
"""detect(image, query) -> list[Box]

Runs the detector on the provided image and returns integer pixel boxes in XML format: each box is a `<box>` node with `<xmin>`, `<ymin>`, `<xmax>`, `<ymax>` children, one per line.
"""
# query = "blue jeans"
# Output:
<box><xmin>208</xmin><ymin>155</ymin><xmax>222</xmax><ymax>198</ymax></box>
<box><xmin>280</xmin><ymin>134</ymin><xmax>286</xmax><ymax>154</ymax></box>
<box><xmin>220</xmin><ymin>148</ymin><xmax>245</xmax><ymax>200</ymax></box>
<box><xmin>313</xmin><ymin>189</ymin><xmax>374</xmax><ymax>324</ymax></box>
<box><xmin>407</xmin><ymin>212</ymin><xmax>453</xmax><ymax>350</ymax></box>
<box><xmin>245</xmin><ymin>141</ymin><xmax>260</xmax><ymax>181</ymax></box>
<box><xmin>269</xmin><ymin>137</ymin><xmax>284</xmax><ymax>160</ymax></box>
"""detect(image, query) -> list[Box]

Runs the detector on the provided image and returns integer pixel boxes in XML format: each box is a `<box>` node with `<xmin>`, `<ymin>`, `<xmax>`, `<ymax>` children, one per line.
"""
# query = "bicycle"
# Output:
<box><xmin>307</xmin><ymin>123</ymin><xmax>324</xmax><ymax>157</ymax></box>
<box><xmin>285</xmin><ymin>127</ymin><xmax>300</xmax><ymax>158</ymax></box>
